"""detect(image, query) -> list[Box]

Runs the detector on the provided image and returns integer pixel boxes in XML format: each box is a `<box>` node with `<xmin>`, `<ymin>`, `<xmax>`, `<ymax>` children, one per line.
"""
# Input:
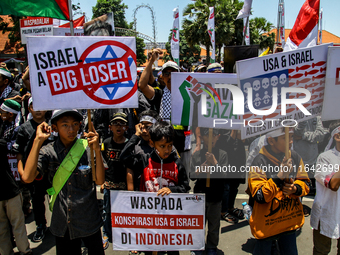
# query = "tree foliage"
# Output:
<box><xmin>92</xmin><ymin>0</ymin><xmax>129</xmax><ymax>28</ymax></box>
<box><xmin>249</xmin><ymin>17</ymin><xmax>275</xmax><ymax>51</ymax></box>
<box><xmin>182</xmin><ymin>0</ymin><xmax>244</xmax><ymax>63</ymax></box>
<box><xmin>163</xmin><ymin>30</ymin><xmax>201</xmax><ymax>67</ymax></box>
<box><xmin>92</xmin><ymin>0</ymin><xmax>146</xmax><ymax>66</ymax></box>
<box><xmin>182</xmin><ymin>0</ymin><xmax>276</xmax><ymax>62</ymax></box>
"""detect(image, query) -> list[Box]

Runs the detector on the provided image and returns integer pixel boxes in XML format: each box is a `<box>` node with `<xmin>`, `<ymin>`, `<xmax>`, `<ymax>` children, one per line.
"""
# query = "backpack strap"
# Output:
<box><xmin>46</xmin><ymin>139</ymin><xmax>88</xmax><ymax>212</ymax></box>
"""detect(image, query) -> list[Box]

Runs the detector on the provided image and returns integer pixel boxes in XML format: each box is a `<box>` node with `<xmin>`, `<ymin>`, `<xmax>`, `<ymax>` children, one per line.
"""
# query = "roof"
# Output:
<box><xmin>267</xmin><ymin>28</ymin><xmax>340</xmax><ymax>45</ymax></box>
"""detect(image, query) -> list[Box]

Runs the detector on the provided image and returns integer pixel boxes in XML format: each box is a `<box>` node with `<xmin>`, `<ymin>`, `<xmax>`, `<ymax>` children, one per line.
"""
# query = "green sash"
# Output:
<box><xmin>46</xmin><ymin>139</ymin><xmax>88</xmax><ymax>212</ymax></box>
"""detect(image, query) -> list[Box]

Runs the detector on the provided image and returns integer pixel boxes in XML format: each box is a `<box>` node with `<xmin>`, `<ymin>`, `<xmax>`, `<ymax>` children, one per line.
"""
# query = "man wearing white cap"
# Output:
<box><xmin>248</xmin><ymin>127</ymin><xmax>310</xmax><ymax>255</ymax></box>
<box><xmin>311</xmin><ymin>120</ymin><xmax>340</xmax><ymax>254</ymax></box>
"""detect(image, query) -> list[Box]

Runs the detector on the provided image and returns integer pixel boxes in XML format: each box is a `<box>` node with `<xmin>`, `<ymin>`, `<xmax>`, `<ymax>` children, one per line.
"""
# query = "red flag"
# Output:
<box><xmin>60</xmin><ymin>15</ymin><xmax>85</xmax><ymax>28</ymax></box>
<box><xmin>284</xmin><ymin>0</ymin><xmax>320</xmax><ymax>51</ymax></box>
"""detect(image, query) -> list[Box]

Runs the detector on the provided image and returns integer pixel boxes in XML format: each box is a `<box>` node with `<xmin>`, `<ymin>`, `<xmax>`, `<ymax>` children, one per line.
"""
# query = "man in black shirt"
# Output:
<box><xmin>0</xmin><ymin>138</ymin><xmax>32</xmax><ymax>255</ymax></box>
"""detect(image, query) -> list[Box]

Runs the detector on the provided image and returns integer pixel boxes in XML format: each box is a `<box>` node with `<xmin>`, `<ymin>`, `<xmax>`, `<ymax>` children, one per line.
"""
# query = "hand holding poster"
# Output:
<box><xmin>236</xmin><ymin>43</ymin><xmax>331</xmax><ymax>139</ymax></box>
<box><xmin>171</xmin><ymin>73</ymin><xmax>239</xmax><ymax>129</ymax></box>
<box><xmin>111</xmin><ymin>191</ymin><xmax>205</xmax><ymax>251</ymax></box>
<box><xmin>26</xmin><ymin>36</ymin><xmax>137</xmax><ymax>110</ymax></box>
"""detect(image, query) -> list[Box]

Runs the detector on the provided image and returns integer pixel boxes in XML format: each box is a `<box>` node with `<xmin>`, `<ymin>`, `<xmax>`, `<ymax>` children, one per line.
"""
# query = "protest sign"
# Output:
<box><xmin>171</xmin><ymin>73</ymin><xmax>240</xmax><ymax>129</ymax></box>
<box><xmin>20</xmin><ymin>17</ymin><xmax>53</xmax><ymax>44</ymax></box>
<box><xmin>8</xmin><ymin>154</ymin><xmax>19</xmax><ymax>181</ymax></box>
<box><xmin>111</xmin><ymin>191</ymin><xmax>205</xmax><ymax>251</ymax></box>
<box><xmin>27</xmin><ymin>36</ymin><xmax>138</xmax><ymax>110</ymax></box>
<box><xmin>53</xmin><ymin>27</ymin><xmax>84</xmax><ymax>36</ymax></box>
<box><xmin>321</xmin><ymin>46</ymin><xmax>340</xmax><ymax>121</ymax></box>
<box><xmin>236</xmin><ymin>43</ymin><xmax>331</xmax><ymax>139</ymax></box>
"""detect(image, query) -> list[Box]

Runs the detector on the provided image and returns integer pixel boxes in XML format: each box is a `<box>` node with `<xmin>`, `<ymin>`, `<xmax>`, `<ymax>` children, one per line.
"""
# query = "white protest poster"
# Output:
<box><xmin>53</xmin><ymin>27</ymin><xmax>84</xmax><ymax>36</ymax></box>
<box><xmin>111</xmin><ymin>191</ymin><xmax>205</xmax><ymax>251</ymax></box>
<box><xmin>20</xmin><ymin>17</ymin><xmax>53</xmax><ymax>44</ymax></box>
<box><xmin>26</xmin><ymin>36</ymin><xmax>138</xmax><ymax>110</ymax></box>
<box><xmin>237</xmin><ymin>43</ymin><xmax>331</xmax><ymax>139</ymax></box>
<box><xmin>171</xmin><ymin>73</ymin><xmax>240</xmax><ymax>129</ymax></box>
<box><xmin>8</xmin><ymin>154</ymin><xmax>20</xmax><ymax>181</ymax></box>
<box><xmin>321</xmin><ymin>47</ymin><xmax>340</xmax><ymax>121</ymax></box>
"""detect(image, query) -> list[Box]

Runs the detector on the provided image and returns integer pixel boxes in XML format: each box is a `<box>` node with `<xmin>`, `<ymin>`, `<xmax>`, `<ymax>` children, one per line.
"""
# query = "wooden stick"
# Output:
<box><xmin>285</xmin><ymin>127</ymin><xmax>290</xmax><ymax>160</ymax></box>
<box><xmin>284</xmin><ymin>127</ymin><xmax>290</xmax><ymax>183</ymax></box>
<box><xmin>206</xmin><ymin>128</ymin><xmax>213</xmax><ymax>187</ymax></box>
<box><xmin>87</xmin><ymin>109</ymin><xmax>96</xmax><ymax>182</ymax></box>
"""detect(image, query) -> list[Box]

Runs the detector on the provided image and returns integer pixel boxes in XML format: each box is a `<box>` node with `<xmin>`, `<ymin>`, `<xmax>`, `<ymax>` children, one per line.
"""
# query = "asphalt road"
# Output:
<box><xmin>18</xmin><ymin>187</ymin><xmax>337</xmax><ymax>255</ymax></box>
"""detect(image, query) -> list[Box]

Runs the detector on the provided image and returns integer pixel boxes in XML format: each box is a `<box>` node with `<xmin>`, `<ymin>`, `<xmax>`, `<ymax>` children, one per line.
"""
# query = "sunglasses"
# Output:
<box><xmin>111</xmin><ymin>121</ymin><xmax>127</xmax><ymax>126</ymax></box>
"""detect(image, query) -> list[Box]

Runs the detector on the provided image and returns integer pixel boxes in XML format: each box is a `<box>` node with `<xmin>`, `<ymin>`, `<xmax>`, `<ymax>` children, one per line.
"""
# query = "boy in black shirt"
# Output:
<box><xmin>14</xmin><ymin>97</ymin><xmax>49</xmax><ymax>242</ymax></box>
<box><xmin>191</xmin><ymin>128</ymin><xmax>228</xmax><ymax>255</ymax></box>
<box><xmin>101</xmin><ymin>112</ymin><xmax>129</xmax><ymax>249</ymax></box>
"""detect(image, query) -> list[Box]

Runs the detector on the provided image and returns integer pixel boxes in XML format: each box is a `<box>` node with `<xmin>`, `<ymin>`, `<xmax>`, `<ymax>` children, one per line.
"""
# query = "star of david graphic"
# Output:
<box><xmin>84</xmin><ymin>45</ymin><xmax>134</xmax><ymax>100</ymax></box>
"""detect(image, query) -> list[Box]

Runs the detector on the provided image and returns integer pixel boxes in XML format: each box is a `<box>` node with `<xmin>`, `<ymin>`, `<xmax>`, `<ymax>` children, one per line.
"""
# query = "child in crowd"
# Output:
<box><xmin>311</xmin><ymin>120</ymin><xmax>340</xmax><ymax>255</ymax></box>
<box><xmin>122</xmin><ymin>121</ymin><xmax>190</xmax><ymax>255</ymax></box>
<box><xmin>21</xmin><ymin>109</ymin><xmax>105</xmax><ymax>255</ymax></box>
<box><xmin>190</xmin><ymin>128</ymin><xmax>228</xmax><ymax>255</ymax></box>
<box><xmin>248</xmin><ymin>127</ymin><xmax>310</xmax><ymax>255</ymax></box>
<box><xmin>14</xmin><ymin>97</ymin><xmax>50</xmax><ymax>242</ymax></box>
<box><xmin>101</xmin><ymin>112</ymin><xmax>129</xmax><ymax>250</ymax></box>
<box><xmin>124</xmin><ymin>120</ymin><xmax>190</xmax><ymax>193</ymax></box>
<box><xmin>120</xmin><ymin>110</ymin><xmax>159</xmax><ymax>191</ymax></box>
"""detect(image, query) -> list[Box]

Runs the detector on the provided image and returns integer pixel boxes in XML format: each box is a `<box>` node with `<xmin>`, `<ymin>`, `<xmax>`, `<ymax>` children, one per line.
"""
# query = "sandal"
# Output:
<box><xmin>229</xmin><ymin>208</ymin><xmax>245</xmax><ymax>220</ymax></box>
<box><xmin>221</xmin><ymin>212</ymin><xmax>238</xmax><ymax>224</ymax></box>
<box><xmin>102</xmin><ymin>236</ymin><xmax>109</xmax><ymax>250</ymax></box>
<box><xmin>303</xmin><ymin>206</ymin><xmax>310</xmax><ymax>217</ymax></box>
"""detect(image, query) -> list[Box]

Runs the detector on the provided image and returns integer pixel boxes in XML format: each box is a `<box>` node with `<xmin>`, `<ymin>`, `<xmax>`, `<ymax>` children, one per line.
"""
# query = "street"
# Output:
<box><xmin>19</xmin><ymin>186</ymin><xmax>334</xmax><ymax>255</ymax></box>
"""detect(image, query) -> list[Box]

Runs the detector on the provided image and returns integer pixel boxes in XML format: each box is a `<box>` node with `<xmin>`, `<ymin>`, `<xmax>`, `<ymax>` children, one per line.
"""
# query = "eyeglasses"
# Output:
<box><xmin>111</xmin><ymin>121</ymin><xmax>126</xmax><ymax>126</ymax></box>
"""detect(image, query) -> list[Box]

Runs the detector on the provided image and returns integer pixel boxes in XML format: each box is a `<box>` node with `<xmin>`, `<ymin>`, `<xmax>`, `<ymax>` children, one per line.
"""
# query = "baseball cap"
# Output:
<box><xmin>50</xmin><ymin>109</ymin><xmax>83</xmax><ymax>123</ymax></box>
<box><xmin>207</xmin><ymin>63</ymin><xmax>222</xmax><ymax>73</ymax></box>
<box><xmin>161</xmin><ymin>61</ymin><xmax>180</xmax><ymax>72</ymax></box>
<box><xmin>110</xmin><ymin>112</ymin><xmax>128</xmax><ymax>123</ymax></box>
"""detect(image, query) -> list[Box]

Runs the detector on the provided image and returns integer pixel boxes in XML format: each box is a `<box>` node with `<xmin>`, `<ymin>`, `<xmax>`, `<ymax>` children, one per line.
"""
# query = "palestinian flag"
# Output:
<box><xmin>0</xmin><ymin>0</ymin><xmax>70</xmax><ymax>20</ymax></box>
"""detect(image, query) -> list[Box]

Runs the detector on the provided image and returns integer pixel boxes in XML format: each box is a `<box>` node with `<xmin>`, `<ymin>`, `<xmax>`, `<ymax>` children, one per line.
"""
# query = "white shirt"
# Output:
<box><xmin>310</xmin><ymin>147</ymin><xmax>340</xmax><ymax>239</ymax></box>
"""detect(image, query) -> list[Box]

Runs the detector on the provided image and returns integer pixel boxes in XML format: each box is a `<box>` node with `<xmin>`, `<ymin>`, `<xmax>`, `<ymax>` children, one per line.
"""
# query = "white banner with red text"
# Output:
<box><xmin>321</xmin><ymin>47</ymin><xmax>340</xmax><ymax>120</ymax></box>
<box><xmin>236</xmin><ymin>43</ymin><xmax>331</xmax><ymax>139</ymax></box>
<box><xmin>110</xmin><ymin>191</ymin><xmax>205</xmax><ymax>251</ymax></box>
<box><xmin>27</xmin><ymin>36</ymin><xmax>138</xmax><ymax>110</ymax></box>
<box><xmin>20</xmin><ymin>17</ymin><xmax>53</xmax><ymax>45</ymax></box>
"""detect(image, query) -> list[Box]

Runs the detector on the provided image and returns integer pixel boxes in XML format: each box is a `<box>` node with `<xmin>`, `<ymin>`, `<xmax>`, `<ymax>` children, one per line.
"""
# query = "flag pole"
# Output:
<box><xmin>68</xmin><ymin>0</ymin><xmax>95</xmax><ymax>181</ymax></box>
<box><xmin>242</xmin><ymin>16</ymin><xmax>249</xmax><ymax>46</ymax></box>
<box><xmin>68</xmin><ymin>0</ymin><xmax>74</xmax><ymax>36</ymax></box>
<box><xmin>276</xmin><ymin>0</ymin><xmax>282</xmax><ymax>47</ymax></box>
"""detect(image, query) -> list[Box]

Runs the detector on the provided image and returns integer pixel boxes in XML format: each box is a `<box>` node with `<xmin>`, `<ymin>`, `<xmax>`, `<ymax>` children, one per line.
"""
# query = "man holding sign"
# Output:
<box><xmin>248</xmin><ymin>127</ymin><xmax>310</xmax><ymax>255</ymax></box>
<box><xmin>22</xmin><ymin>109</ymin><xmax>105</xmax><ymax>255</ymax></box>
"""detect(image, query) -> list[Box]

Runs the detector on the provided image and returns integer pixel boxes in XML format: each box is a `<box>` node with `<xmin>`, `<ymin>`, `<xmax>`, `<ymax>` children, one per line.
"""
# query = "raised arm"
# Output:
<box><xmin>22</xmin><ymin>122</ymin><xmax>51</xmax><ymax>183</ymax></box>
<box><xmin>139</xmin><ymin>48</ymin><xmax>162</xmax><ymax>99</ymax></box>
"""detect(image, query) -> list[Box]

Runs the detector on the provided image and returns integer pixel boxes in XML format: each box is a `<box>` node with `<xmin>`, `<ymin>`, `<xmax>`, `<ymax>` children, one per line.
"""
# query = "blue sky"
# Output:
<box><xmin>78</xmin><ymin>0</ymin><xmax>340</xmax><ymax>43</ymax></box>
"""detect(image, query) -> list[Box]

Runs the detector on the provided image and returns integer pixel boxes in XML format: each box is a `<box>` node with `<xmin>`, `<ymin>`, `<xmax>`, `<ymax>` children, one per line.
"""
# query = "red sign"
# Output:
<box><xmin>20</xmin><ymin>17</ymin><xmax>53</xmax><ymax>28</ymax></box>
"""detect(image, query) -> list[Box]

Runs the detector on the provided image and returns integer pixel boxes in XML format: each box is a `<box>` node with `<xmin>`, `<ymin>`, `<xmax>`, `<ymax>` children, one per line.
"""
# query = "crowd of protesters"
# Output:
<box><xmin>0</xmin><ymin>47</ymin><xmax>338</xmax><ymax>255</ymax></box>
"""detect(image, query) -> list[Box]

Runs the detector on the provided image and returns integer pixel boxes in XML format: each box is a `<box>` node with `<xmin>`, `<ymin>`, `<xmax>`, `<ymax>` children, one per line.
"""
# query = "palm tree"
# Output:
<box><xmin>182</xmin><ymin>0</ymin><xmax>243</xmax><ymax>63</ymax></box>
